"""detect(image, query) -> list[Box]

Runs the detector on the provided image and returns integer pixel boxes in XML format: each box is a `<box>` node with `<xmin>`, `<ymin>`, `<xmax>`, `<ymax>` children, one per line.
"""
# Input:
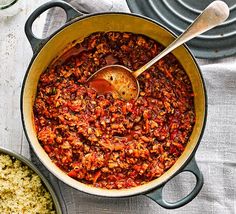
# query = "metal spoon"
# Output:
<box><xmin>87</xmin><ymin>1</ymin><xmax>229</xmax><ymax>101</ymax></box>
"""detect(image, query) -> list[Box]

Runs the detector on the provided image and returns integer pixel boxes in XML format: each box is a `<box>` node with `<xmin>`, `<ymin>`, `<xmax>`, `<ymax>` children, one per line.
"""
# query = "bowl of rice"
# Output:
<box><xmin>0</xmin><ymin>146</ymin><xmax>62</xmax><ymax>214</ymax></box>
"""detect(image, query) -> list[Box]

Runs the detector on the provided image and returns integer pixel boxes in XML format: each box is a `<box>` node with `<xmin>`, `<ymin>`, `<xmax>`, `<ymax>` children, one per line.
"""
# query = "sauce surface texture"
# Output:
<box><xmin>34</xmin><ymin>32</ymin><xmax>195</xmax><ymax>189</ymax></box>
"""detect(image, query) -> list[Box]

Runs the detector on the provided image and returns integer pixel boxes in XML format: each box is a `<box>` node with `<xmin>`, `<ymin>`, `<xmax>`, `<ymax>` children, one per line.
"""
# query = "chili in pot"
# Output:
<box><xmin>34</xmin><ymin>31</ymin><xmax>195</xmax><ymax>189</ymax></box>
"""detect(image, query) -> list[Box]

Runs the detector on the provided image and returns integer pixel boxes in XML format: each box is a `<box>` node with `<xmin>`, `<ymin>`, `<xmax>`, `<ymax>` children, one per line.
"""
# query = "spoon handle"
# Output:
<box><xmin>133</xmin><ymin>0</ymin><xmax>229</xmax><ymax>78</ymax></box>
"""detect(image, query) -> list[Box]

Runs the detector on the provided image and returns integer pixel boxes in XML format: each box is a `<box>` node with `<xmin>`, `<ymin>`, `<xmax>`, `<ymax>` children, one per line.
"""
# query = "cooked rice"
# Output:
<box><xmin>0</xmin><ymin>153</ymin><xmax>56</xmax><ymax>214</ymax></box>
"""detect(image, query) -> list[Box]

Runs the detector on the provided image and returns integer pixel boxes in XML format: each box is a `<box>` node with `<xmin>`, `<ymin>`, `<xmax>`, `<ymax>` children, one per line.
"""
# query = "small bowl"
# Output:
<box><xmin>0</xmin><ymin>146</ymin><xmax>62</xmax><ymax>214</ymax></box>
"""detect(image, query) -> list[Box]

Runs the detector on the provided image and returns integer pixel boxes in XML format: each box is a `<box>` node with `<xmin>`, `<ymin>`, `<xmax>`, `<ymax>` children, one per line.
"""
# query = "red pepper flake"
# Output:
<box><xmin>93</xmin><ymin>171</ymin><xmax>102</xmax><ymax>184</ymax></box>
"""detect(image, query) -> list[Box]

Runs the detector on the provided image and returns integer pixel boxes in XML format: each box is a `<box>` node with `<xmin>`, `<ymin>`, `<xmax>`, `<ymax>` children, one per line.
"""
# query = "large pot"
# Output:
<box><xmin>21</xmin><ymin>0</ymin><xmax>207</xmax><ymax>209</ymax></box>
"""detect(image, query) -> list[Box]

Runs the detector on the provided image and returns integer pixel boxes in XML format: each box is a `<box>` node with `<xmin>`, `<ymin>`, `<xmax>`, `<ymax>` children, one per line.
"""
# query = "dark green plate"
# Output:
<box><xmin>126</xmin><ymin>0</ymin><xmax>236</xmax><ymax>59</ymax></box>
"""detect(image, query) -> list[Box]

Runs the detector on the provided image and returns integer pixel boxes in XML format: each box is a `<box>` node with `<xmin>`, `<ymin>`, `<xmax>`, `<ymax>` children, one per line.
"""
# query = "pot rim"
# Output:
<box><xmin>21</xmin><ymin>11</ymin><xmax>207</xmax><ymax>197</ymax></box>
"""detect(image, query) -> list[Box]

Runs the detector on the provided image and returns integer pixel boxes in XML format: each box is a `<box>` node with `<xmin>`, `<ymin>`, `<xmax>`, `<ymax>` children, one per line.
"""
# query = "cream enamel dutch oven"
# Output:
<box><xmin>21</xmin><ymin>0</ymin><xmax>207</xmax><ymax>209</ymax></box>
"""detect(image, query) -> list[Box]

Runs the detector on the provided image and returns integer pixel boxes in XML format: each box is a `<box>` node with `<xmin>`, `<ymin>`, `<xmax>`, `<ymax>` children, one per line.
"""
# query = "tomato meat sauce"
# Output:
<box><xmin>34</xmin><ymin>32</ymin><xmax>195</xmax><ymax>189</ymax></box>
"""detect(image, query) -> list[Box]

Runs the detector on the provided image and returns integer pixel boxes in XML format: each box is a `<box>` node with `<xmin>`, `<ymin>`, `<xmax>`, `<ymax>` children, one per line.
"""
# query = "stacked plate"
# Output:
<box><xmin>126</xmin><ymin>0</ymin><xmax>236</xmax><ymax>59</ymax></box>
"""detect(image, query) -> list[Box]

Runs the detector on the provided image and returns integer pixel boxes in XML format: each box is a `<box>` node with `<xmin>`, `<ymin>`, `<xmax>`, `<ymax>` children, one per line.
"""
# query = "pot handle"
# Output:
<box><xmin>25</xmin><ymin>0</ymin><xmax>83</xmax><ymax>53</ymax></box>
<box><xmin>145</xmin><ymin>156</ymin><xmax>203</xmax><ymax>209</ymax></box>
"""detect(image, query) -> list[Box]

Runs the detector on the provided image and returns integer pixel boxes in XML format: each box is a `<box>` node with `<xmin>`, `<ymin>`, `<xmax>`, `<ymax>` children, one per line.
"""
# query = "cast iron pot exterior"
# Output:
<box><xmin>0</xmin><ymin>147</ymin><xmax>62</xmax><ymax>214</ymax></box>
<box><xmin>21</xmin><ymin>0</ymin><xmax>207</xmax><ymax>209</ymax></box>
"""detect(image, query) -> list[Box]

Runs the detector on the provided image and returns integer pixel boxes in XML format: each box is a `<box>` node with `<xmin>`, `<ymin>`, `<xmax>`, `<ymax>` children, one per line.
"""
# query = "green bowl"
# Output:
<box><xmin>0</xmin><ymin>146</ymin><xmax>62</xmax><ymax>214</ymax></box>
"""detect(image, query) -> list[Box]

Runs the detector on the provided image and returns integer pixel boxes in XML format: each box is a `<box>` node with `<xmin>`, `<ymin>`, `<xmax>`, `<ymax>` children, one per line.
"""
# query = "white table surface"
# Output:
<box><xmin>0</xmin><ymin>0</ymin><xmax>48</xmax><ymax>158</ymax></box>
<box><xmin>1</xmin><ymin>1</ymin><xmax>236</xmax><ymax>214</ymax></box>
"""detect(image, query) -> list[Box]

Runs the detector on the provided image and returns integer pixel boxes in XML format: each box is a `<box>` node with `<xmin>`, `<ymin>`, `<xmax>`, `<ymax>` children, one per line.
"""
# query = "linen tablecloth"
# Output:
<box><xmin>30</xmin><ymin>1</ymin><xmax>236</xmax><ymax>213</ymax></box>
